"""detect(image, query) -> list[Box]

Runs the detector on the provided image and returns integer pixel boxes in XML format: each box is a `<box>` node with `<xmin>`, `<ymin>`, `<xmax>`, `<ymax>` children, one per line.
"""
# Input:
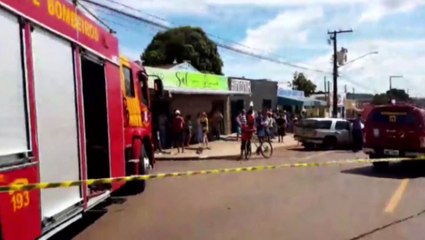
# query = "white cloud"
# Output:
<box><xmin>120</xmin><ymin>45</ymin><xmax>143</xmax><ymax>61</ymax></box>
<box><xmin>222</xmin><ymin>39</ymin><xmax>425</xmax><ymax>97</ymax></box>
<box><xmin>112</xmin><ymin>0</ymin><xmax>209</xmax><ymax>16</ymax></box>
<box><xmin>359</xmin><ymin>0</ymin><xmax>425</xmax><ymax>23</ymax></box>
<box><xmin>239</xmin><ymin>7</ymin><xmax>324</xmax><ymax>53</ymax></box>
<box><xmin>203</xmin><ymin>0</ymin><xmax>368</xmax><ymax>6</ymax></box>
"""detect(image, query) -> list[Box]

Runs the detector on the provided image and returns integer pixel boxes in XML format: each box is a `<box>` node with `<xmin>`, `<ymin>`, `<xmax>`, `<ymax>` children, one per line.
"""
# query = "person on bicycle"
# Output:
<box><xmin>240</xmin><ymin>111</ymin><xmax>256</xmax><ymax>160</ymax></box>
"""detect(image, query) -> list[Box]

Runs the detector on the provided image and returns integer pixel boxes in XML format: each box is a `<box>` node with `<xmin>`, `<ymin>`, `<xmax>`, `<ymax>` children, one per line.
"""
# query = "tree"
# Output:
<box><xmin>371</xmin><ymin>93</ymin><xmax>389</xmax><ymax>105</ymax></box>
<box><xmin>292</xmin><ymin>72</ymin><xmax>317</xmax><ymax>96</ymax></box>
<box><xmin>142</xmin><ymin>26</ymin><xmax>223</xmax><ymax>74</ymax></box>
<box><xmin>387</xmin><ymin>89</ymin><xmax>410</xmax><ymax>102</ymax></box>
<box><xmin>371</xmin><ymin>89</ymin><xmax>411</xmax><ymax>105</ymax></box>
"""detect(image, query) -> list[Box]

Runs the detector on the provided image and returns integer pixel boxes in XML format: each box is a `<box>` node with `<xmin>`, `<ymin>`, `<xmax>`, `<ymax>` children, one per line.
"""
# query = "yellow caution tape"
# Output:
<box><xmin>0</xmin><ymin>156</ymin><xmax>424</xmax><ymax>192</ymax></box>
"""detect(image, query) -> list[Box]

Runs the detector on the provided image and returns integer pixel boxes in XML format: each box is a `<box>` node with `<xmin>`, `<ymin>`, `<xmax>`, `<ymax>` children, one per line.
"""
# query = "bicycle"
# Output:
<box><xmin>244</xmin><ymin>135</ymin><xmax>273</xmax><ymax>160</ymax></box>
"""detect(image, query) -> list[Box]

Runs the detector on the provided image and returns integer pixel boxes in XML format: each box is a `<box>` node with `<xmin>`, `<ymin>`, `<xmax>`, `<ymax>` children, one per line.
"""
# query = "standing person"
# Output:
<box><xmin>196</xmin><ymin>113</ymin><xmax>203</xmax><ymax>144</ymax></box>
<box><xmin>235</xmin><ymin>109</ymin><xmax>247</xmax><ymax>141</ymax></box>
<box><xmin>276</xmin><ymin>112</ymin><xmax>287</xmax><ymax>143</ymax></box>
<box><xmin>352</xmin><ymin>114</ymin><xmax>363</xmax><ymax>152</ymax></box>
<box><xmin>158</xmin><ymin>114</ymin><xmax>168</xmax><ymax>150</ymax></box>
<box><xmin>256</xmin><ymin>112</ymin><xmax>265</xmax><ymax>141</ymax></box>
<box><xmin>212</xmin><ymin>110</ymin><xmax>224</xmax><ymax>140</ymax></box>
<box><xmin>240</xmin><ymin>111</ymin><xmax>256</xmax><ymax>160</ymax></box>
<box><xmin>172</xmin><ymin>110</ymin><xmax>185</xmax><ymax>154</ymax></box>
<box><xmin>184</xmin><ymin>115</ymin><xmax>193</xmax><ymax>147</ymax></box>
<box><xmin>263</xmin><ymin>111</ymin><xmax>272</xmax><ymax>142</ymax></box>
<box><xmin>267</xmin><ymin>111</ymin><xmax>276</xmax><ymax>140</ymax></box>
<box><xmin>200</xmin><ymin>112</ymin><xmax>209</xmax><ymax>149</ymax></box>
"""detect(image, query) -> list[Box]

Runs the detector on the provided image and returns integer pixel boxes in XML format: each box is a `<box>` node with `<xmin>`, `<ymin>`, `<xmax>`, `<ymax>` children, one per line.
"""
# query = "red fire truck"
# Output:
<box><xmin>0</xmin><ymin>0</ymin><xmax>162</xmax><ymax>239</ymax></box>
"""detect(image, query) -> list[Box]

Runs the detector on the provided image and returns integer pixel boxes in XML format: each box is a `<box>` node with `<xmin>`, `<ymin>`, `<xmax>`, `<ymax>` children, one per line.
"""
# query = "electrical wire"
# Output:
<box><xmin>81</xmin><ymin>0</ymin><xmax>379</xmax><ymax>93</ymax></box>
<box><xmin>95</xmin><ymin>8</ymin><xmax>158</xmax><ymax>35</ymax></box>
<box><xmin>76</xmin><ymin>0</ymin><xmax>115</xmax><ymax>33</ymax></box>
<box><xmin>80</xmin><ymin>0</ymin><xmax>332</xmax><ymax>75</ymax></box>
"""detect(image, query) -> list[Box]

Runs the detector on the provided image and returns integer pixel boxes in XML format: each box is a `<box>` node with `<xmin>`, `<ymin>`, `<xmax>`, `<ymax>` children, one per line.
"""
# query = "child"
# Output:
<box><xmin>240</xmin><ymin>111</ymin><xmax>256</xmax><ymax>160</ymax></box>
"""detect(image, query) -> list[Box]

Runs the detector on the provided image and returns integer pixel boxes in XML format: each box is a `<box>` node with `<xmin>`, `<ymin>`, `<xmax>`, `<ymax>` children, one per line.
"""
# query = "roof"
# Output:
<box><xmin>228</xmin><ymin>77</ymin><xmax>277</xmax><ymax>83</ymax></box>
<box><xmin>156</xmin><ymin>62</ymin><xmax>200</xmax><ymax>73</ymax></box>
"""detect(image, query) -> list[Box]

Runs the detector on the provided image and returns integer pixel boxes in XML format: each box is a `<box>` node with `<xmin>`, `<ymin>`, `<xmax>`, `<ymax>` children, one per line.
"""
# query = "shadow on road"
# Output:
<box><xmin>341</xmin><ymin>161</ymin><xmax>425</xmax><ymax>179</ymax></box>
<box><xmin>50</xmin><ymin>197</ymin><xmax>122</xmax><ymax>240</ymax></box>
<box><xmin>286</xmin><ymin>147</ymin><xmax>327</xmax><ymax>152</ymax></box>
<box><xmin>49</xmin><ymin>194</ymin><xmax>131</xmax><ymax>239</ymax></box>
<box><xmin>349</xmin><ymin>207</ymin><xmax>425</xmax><ymax>240</ymax></box>
<box><xmin>287</xmin><ymin>147</ymin><xmax>355</xmax><ymax>153</ymax></box>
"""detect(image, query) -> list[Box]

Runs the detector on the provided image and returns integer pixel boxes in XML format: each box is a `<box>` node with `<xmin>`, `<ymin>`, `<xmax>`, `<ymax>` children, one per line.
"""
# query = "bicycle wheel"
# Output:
<box><xmin>259</xmin><ymin>141</ymin><xmax>273</xmax><ymax>159</ymax></box>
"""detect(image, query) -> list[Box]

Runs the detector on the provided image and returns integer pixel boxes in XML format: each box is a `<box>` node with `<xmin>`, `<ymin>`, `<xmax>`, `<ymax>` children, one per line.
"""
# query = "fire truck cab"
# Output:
<box><xmin>120</xmin><ymin>56</ymin><xmax>160</xmax><ymax>190</ymax></box>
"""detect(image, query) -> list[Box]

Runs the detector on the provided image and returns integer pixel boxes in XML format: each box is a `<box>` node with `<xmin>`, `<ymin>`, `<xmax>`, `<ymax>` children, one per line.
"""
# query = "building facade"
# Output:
<box><xmin>146</xmin><ymin>67</ymin><xmax>233</xmax><ymax>146</ymax></box>
<box><xmin>229</xmin><ymin>77</ymin><xmax>278</xmax><ymax>111</ymax></box>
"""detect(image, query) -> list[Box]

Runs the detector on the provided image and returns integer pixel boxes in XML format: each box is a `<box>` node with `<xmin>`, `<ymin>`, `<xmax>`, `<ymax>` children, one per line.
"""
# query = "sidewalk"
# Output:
<box><xmin>155</xmin><ymin>134</ymin><xmax>298</xmax><ymax>160</ymax></box>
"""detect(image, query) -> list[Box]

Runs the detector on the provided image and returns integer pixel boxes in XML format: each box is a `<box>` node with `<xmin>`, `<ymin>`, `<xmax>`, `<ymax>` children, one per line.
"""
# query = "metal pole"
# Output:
<box><xmin>332</xmin><ymin>33</ymin><xmax>338</xmax><ymax>118</ymax></box>
<box><xmin>328</xmin><ymin>29</ymin><xmax>353</xmax><ymax>118</ymax></box>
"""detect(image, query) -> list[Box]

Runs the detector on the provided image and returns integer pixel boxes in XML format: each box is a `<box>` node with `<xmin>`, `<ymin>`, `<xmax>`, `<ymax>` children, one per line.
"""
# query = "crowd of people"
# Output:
<box><xmin>153</xmin><ymin>106</ymin><xmax>304</xmax><ymax>155</ymax></box>
<box><xmin>235</xmin><ymin>107</ymin><xmax>293</xmax><ymax>159</ymax></box>
<box><xmin>155</xmin><ymin>109</ymin><xmax>224</xmax><ymax>154</ymax></box>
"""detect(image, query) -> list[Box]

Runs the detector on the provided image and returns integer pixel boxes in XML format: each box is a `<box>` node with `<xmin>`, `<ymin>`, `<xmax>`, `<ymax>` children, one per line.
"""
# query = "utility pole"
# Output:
<box><xmin>328</xmin><ymin>29</ymin><xmax>353</xmax><ymax>118</ymax></box>
<box><xmin>344</xmin><ymin>84</ymin><xmax>347</xmax><ymax>93</ymax></box>
<box><xmin>352</xmin><ymin>88</ymin><xmax>355</xmax><ymax>100</ymax></box>
<box><xmin>323</xmin><ymin>76</ymin><xmax>327</xmax><ymax>94</ymax></box>
<box><xmin>389</xmin><ymin>75</ymin><xmax>403</xmax><ymax>91</ymax></box>
<box><xmin>324</xmin><ymin>76</ymin><xmax>327</xmax><ymax>105</ymax></box>
<box><xmin>327</xmin><ymin>80</ymin><xmax>331</xmax><ymax>108</ymax></box>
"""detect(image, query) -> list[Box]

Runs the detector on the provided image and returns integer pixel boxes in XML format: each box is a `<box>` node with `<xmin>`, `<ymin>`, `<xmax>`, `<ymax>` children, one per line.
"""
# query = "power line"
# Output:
<box><xmin>101</xmin><ymin>0</ymin><xmax>169</xmax><ymax>22</ymax></box>
<box><xmin>100</xmin><ymin>0</ymin><xmax>284</xmax><ymax>55</ymax></box>
<box><xmin>80</xmin><ymin>0</ymin><xmax>332</xmax><ymax>75</ymax></box>
<box><xmin>76</xmin><ymin>0</ymin><xmax>115</xmax><ymax>33</ymax></box>
<box><xmin>95</xmin><ymin>8</ymin><xmax>159</xmax><ymax>35</ymax></box>
<box><xmin>82</xmin><ymin>0</ymin><xmax>378</xmax><ymax>94</ymax></box>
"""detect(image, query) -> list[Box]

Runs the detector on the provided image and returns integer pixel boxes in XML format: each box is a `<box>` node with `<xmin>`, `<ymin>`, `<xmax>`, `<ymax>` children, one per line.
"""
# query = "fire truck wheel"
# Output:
<box><xmin>129</xmin><ymin>139</ymin><xmax>147</xmax><ymax>192</ymax></box>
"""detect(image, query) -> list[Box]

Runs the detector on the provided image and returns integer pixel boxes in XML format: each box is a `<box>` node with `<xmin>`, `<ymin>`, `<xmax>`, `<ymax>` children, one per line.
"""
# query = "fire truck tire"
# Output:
<box><xmin>129</xmin><ymin>139</ymin><xmax>147</xmax><ymax>192</ymax></box>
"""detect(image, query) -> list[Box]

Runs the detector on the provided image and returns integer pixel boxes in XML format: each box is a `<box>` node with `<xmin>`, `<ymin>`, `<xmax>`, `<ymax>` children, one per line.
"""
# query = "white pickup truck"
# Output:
<box><xmin>294</xmin><ymin>118</ymin><xmax>353</xmax><ymax>150</ymax></box>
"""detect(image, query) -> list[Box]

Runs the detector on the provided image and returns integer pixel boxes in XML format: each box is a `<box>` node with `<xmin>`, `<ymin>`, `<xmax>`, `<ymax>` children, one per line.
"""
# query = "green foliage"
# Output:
<box><xmin>372</xmin><ymin>89</ymin><xmax>411</xmax><ymax>105</ymax></box>
<box><xmin>371</xmin><ymin>93</ymin><xmax>389</xmax><ymax>105</ymax></box>
<box><xmin>386</xmin><ymin>89</ymin><xmax>410</xmax><ymax>101</ymax></box>
<box><xmin>141</xmin><ymin>26</ymin><xmax>223</xmax><ymax>74</ymax></box>
<box><xmin>292</xmin><ymin>72</ymin><xmax>317</xmax><ymax>96</ymax></box>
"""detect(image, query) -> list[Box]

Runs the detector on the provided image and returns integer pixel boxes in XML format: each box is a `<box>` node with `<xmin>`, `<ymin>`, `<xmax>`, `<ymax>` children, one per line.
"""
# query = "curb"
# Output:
<box><xmin>155</xmin><ymin>143</ymin><xmax>299</xmax><ymax>161</ymax></box>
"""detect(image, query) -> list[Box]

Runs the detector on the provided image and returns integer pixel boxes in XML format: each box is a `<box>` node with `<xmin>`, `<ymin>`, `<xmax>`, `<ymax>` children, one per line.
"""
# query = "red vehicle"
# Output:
<box><xmin>363</xmin><ymin>103</ymin><xmax>425</xmax><ymax>169</ymax></box>
<box><xmin>0</xmin><ymin>0</ymin><xmax>162</xmax><ymax>239</ymax></box>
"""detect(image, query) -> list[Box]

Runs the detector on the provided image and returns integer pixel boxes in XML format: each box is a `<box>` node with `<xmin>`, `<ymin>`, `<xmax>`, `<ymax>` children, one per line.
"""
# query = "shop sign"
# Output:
<box><xmin>145</xmin><ymin>67</ymin><xmax>228</xmax><ymax>91</ymax></box>
<box><xmin>277</xmin><ymin>88</ymin><xmax>305</xmax><ymax>98</ymax></box>
<box><xmin>230</xmin><ymin>79</ymin><xmax>251</xmax><ymax>93</ymax></box>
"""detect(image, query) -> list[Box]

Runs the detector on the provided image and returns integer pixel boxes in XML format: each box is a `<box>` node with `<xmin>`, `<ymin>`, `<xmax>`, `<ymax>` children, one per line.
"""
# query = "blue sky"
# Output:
<box><xmin>85</xmin><ymin>0</ymin><xmax>425</xmax><ymax>96</ymax></box>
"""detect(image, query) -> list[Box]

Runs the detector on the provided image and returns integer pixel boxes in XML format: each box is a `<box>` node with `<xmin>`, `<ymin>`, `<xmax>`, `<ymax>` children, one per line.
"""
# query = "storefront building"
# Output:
<box><xmin>229</xmin><ymin>77</ymin><xmax>278</xmax><ymax>111</ymax></box>
<box><xmin>228</xmin><ymin>78</ymin><xmax>252</xmax><ymax>132</ymax></box>
<box><xmin>146</xmin><ymin>67</ymin><xmax>235</xmax><ymax>145</ymax></box>
<box><xmin>277</xmin><ymin>86</ymin><xmax>327</xmax><ymax>117</ymax></box>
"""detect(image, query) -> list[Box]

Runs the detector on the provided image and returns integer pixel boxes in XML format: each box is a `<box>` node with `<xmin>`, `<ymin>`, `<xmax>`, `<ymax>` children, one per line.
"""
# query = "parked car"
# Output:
<box><xmin>294</xmin><ymin>118</ymin><xmax>353</xmax><ymax>150</ymax></box>
<box><xmin>363</xmin><ymin>103</ymin><xmax>425</xmax><ymax>169</ymax></box>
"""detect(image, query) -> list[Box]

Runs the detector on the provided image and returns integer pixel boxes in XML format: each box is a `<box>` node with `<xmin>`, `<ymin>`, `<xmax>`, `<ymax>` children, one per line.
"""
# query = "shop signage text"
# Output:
<box><xmin>277</xmin><ymin>89</ymin><xmax>305</xmax><ymax>98</ymax></box>
<box><xmin>145</xmin><ymin>67</ymin><xmax>228</xmax><ymax>91</ymax></box>
<box><xmin>230</xmin><ymin>79</ymin><xmax>251</xmax><ymax>93</ymax></box>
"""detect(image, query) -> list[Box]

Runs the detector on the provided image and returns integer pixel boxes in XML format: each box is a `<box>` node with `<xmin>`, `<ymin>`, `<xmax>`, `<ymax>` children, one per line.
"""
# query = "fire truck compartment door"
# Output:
<box><xmin>32</xmin><ymin>28</ymin><xmax>82</xmax><ymax>219</ymax></box>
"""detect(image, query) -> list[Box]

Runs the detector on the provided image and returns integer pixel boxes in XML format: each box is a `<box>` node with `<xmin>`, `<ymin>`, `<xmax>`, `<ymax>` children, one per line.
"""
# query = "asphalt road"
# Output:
<box><xmin>53</xmin><ymin>147</ymin><xmax>425</xmax><ymax>240</ymax></box>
